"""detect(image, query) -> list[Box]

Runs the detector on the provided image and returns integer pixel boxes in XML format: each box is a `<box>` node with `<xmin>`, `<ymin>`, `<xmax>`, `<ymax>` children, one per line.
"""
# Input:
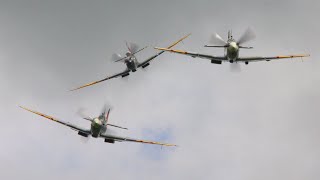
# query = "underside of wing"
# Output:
<box><xmin>138</xmin><ymin>34</ymin><xmax>191</xmax><ymax>68</ymax></box>
<box><xmin>19</xmin><ymin>106</ymin><xmax>89</xmax><ymax>133</ymax></box>
<box><xmin>154</xmin><ymin>47</ymin><xmax>227</xmax><ymax>62</ymax></box>
<box><xmin>100</xmin><ymin>133</ymin><xmax>177</xmax><ymax>147</ymax></box>
<box><xmin>237</xmin><ymin>54</ymin><xmax>310</xmax><ymax>62</ymax></box>
<box><xmin>70</xmin><ymin>70</ymin><xmax>130</xmax><ymax>91</ymax></box>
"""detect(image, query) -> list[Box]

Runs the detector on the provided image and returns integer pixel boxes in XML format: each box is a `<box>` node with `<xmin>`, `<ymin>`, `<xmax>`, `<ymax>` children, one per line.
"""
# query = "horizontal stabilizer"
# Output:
<box><xmin>132</xmin><ymin>46</ymin><xmax>148</xmax><ymax>55</ymax></box>
<box><xmin>83</xmin><ymin>117</ymin><xmax>93</xmax><ymax>121</ymax></box>
<box><xmin>107</xmin><ymin>123</ymin><xmax>128</xmax><ymax>130</ymax></box>
<box><xmin>204</xmin><ymin>45</ymin><xmax>227</xmax><ymax>48</ymax></box>
<box><xmin>238</xmin><ymin>46</ymin><xmax>253</xmax><ymax>49</ymax></box>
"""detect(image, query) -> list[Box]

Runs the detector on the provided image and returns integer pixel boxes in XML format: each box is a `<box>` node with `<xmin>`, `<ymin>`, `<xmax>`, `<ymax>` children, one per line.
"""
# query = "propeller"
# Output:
<box><xmin>77</xmin><ymin>107</ymin><xmax>93</xmax><ymax>121</ymax></box>
<box><xmin>229</xmin><ymin>63</ymin><xmax>241</xmax><ymax>73</ymax></box>
<box><xmin>80</xmin><ymin>136</ymin><xmax>90</xmax><ymax>143</ymax></box>
<box><xmin>111</xmin><ymin>43</ymin><xmax>147</xmax><ymax>62</ymax></box>
<box><xmin>237</xmin><ymin>28</ymin><xmax>256</xmax><ymax>45</ymax></box>
<box><xmin>126</xmin><ymin>42</ymin><xmax>139</xmax><ymax>54</ymax></box>
<box><xmin>209</xmin><ymin>33</ymin><xmax>228</xmax><ymax>46</ymax></box>
<box><xmin>111</xmin><ymin>53</ymin><xmax>127</xmax><ymax>63</ymax></box>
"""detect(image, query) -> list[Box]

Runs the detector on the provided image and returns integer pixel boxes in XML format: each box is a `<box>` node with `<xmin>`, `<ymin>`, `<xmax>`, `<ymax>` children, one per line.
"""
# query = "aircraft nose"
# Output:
<box><xmin>230</xmin><ymin>42</ymin><xmax>238</xmax><ymax>49</ymax></box>
<box><xmin>94</xmin><ymin>118</ymin><xmax>102</xmax><ymax>125</ymax></box>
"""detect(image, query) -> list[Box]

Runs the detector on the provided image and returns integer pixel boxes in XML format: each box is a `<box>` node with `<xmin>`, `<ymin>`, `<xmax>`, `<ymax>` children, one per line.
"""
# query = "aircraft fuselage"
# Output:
<box><xmin>90</xmin><ymin>118</ymin><xmax>106</xmax><ymax>138</ymax></box>
<box><xmin>226</xmin><ymin>41</ymin><xmax>239</xmax><ymax>61</ymax></box>
<box><xmin>125</xmin><ymin>56</ymin><xmax>138</xmax><ymax>72</ymax></box>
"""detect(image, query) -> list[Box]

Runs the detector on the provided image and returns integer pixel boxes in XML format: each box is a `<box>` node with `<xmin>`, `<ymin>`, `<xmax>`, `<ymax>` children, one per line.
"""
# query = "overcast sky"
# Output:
<box><xmin>0</xmin><ymin>0</ymin><xmax>319</xmax><ymax>179</ymax></box>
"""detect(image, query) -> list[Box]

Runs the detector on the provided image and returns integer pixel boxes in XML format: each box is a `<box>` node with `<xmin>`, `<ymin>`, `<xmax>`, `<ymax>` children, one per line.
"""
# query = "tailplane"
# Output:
<box><xmin>238</xmin><ymin>46</ymin><xmax>253</xmax><ymax>49</ymax></box>
<box><xmin>204</xmin><ymin>45</ymin><xmax>227</xmax><ymax>48</ymax></box>
<box><xmin>104</xmin><ymin>108</ymin><xmax>128</xmax><ymax>130</ymax></box>
<box><xmin>228</xmin><ymin>30</ymin><xmax>232</xmax><ymax>40</ymax></box>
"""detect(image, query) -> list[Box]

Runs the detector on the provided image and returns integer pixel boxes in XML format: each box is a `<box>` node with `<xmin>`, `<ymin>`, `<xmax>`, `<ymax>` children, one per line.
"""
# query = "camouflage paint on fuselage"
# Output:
<box><xmin>124</xmin><ymin>55</ymin><xmax>138</xmax><ymax>71</ymax></box>
<box><xmin>226</xmin><ymin>41</ymin><xmax>239</xmax><ymax>60</ymax></box>
<box><xmin>90</xmin><ymin>118</ymin><xmax>107</xmax><ymax>138</ymax></box>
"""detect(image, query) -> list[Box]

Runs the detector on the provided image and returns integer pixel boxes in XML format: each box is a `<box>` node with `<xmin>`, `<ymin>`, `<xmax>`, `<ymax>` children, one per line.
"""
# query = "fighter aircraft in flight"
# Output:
<box><xmin>19</xmin><ymin>105</ymin><xmax>177</xmax><ymax>146</ymax></box>
<box><xmin>71</xmin><ymin>34</ymin><xmax>190</xmax><ymax>91</ymax></box>
<box><xmin>155</xmin><ymin>28</ymin><xmax>309</xmax><ymax>66</ymax></box>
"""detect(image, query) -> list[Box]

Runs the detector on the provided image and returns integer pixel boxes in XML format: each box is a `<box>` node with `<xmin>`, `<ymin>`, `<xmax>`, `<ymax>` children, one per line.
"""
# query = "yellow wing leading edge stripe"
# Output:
<box><xmin>19</xmin><ymin>106</ymin><xmax>88</xmax><ymax>132</ymax></box>
<box><xmin>70</xmin><ymin>79</ymin><xmax>106</xmax><ymax>91</ymax></box>
<box><xmin>155</xmin><ymin>47</ymin><xmax>189</xmax><ymax>54</ymax></box>
<box><xmin>166</xmin><ymin>33</ymin><xmax>191</xmax><ymax>49</ymax></box>
<box><xmin>129</xmin><ymin>139</ymin><xmax>177</xmax><ymax>147</ymax></box>
<box><xmin>276</xmin><ymin>54</ymin><xmax>310</xmax><ymax>58</ymax></box>
<box><xmin>19</xmin><ymin>106</ymin><xmax>58</xmax><ymax>122</ymax></box>
<box><xmin>101</xmin><ymin>134</ymin><xmax>178</xmax><ymax>147</ymax></box>
<box><xmin>155</xmin><ymin>47</ymin><xmax>310</xmax><ymax>62</ymax></box>
<box><xmin>70</xmin><ymin>70</ymin><xmax>130</xmax><ymax>91</ymax></box>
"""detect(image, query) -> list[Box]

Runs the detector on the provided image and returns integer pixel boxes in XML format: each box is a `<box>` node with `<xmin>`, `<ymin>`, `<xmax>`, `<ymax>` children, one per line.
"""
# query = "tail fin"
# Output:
<box><xmin>105</xmin><ymin>108</ymin><xmax>111</xmax><ymax>123</ymax></box>
<box><xmin>102</xmin><ymin>108</ymin><xmax>127</xmax><ymax>130</ymax></box>
<box><xmin>228</xmin><ymin>30</ymin><xmax>232</xmax><ymax>40</ymax></box>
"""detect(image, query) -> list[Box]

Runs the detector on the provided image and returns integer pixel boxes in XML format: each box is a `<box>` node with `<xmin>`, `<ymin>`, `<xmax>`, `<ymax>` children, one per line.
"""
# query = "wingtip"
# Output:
<box><xmin>69</xmin><ymin>88</ymin><xmax>79</xmax><ymax>92</ymax></box>
<box><xmin>19</xmin><ymin>106</ymin><xmax>35</xmax><ymax>114</ymax></box>
<box><xmin>185</xmin><ymin>33</ymin><xmax>192</xmax><ymax>38</ymax></box>
<box><xmin>297</xmin><ymin>54</ymin><xmax>311</xmax><ymax>58</ymax></box>
<box><xmin>180</xmin><ymin>33</ymin><xmax>191</xmax><ymax>42</ymax></box>
<box><xmin>297</xmin><ymin>54</ymin><xmax>310</xmax><ymax>57</ymax></box>
<box><xmin>19</xmin><ymin>105</ymin><xmax>27</xmax><ymax>110</ymax></box>
<box><xmin>69</xmin><ymin>84</ymin><xmax>93</xmax><ymax>92</ymax></box>
<box><xmin>165</xmin><ymin>143</ymin><xmax>178</xmax><ymax>147</ymax></box>
<box><xmin>154</xmin><ymin>47</ymin><xmax>168</xmax><ymax>51</ymax></box>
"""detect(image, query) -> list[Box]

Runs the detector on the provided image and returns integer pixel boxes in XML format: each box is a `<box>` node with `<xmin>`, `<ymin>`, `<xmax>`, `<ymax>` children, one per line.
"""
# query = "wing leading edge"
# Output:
<box><xmin>138</xmin><ymin>33</ymin><xmax>191</xmax><ymax>68</ymax></box>
<box><xmin>154</xmin><ymin>47</ymin><xmax>226</xmax><ymax>61</ymax></box>
<box><xmin>70</xmin><ymin>69</ymin><xmax>130</xmax><ymax>91</ymax></box>
<box><xmin>237</xmin><ymin>54</ymin><xmax>310</xmax><ymax>62</ymax></box>
<box><xmin>155</xmin><ymin>47</ymin><xmax>310</xmax><ymax>63</ymax></box>
<box><xmin>100</xmin><ymin>133</ymin><xmax>177</xmax><ymax>147</ymax></box>
<box><xmin>19</xmin><ymin>106</ymin><xmax>89</xmax><ymax>133</ymax></box>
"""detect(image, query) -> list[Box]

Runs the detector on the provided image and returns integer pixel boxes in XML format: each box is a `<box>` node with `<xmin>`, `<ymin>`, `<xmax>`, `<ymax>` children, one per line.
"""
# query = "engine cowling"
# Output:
<box><xmin>104</xmin><ymin>139</ymin><xmax>115</xmax><ymax>143</ymax></box>
<box><xmin>78</xmin><ymin>131</ymin><xmax>89</xmax><ymax>137</ymax></box>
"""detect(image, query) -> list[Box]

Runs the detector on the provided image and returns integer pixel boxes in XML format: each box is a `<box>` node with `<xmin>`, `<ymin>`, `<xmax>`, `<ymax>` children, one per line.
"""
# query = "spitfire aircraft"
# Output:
<box><xmin>71</xmin><ymin>34</ymin><xmax>190</xmax><ymax>91</ymax></box>
<box><xmin>155</xmin><ymin>28</ymin><xmax>309</xmax><ymax>66</ymax></box>
<box><xmin>19</xmin><ymin>106</ymin><xmax>177</xmax><ymax>146</ymax></box>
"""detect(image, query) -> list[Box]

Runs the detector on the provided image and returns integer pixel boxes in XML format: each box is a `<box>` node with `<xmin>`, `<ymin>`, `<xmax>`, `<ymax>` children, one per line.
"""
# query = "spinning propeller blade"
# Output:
<box><xmin>126</xmin><ymin>42</ymin><xmax>139</xmax><ymax>54</ymax></box>
<box><xmin>229</xmin><ymin>63</ymin><xmax>241</xmax><ymax>73</ymax></box>
<box><xmin>112</xmin><ymin>53</ymin><xmax>126</xmax><ymax>62</ymax></box>
<box><xmin>77</xmin><ymin>107</ymin><xmax>93</xmax><ymax>121</ymax></box>
<box><xmin>112</xmin><ymin>43</ymin><xmax>147</xmax><ymax>62</ymax></box>
<box><xmin>209</xmin><ymin>33</ymin><xmax>228</xmax><ymax>46</ymax></box>
<box><xmin>237</xmin><ymin>28</ymin><xmax>256</xmax><ymax>45</ymax></box>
